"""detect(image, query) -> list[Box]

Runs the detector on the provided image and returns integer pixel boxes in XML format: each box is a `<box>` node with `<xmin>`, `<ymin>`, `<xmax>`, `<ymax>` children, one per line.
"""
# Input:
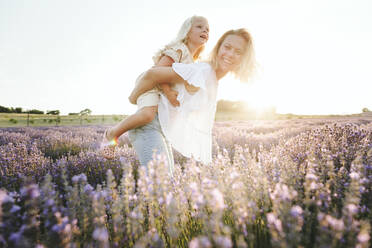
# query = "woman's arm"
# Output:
<box><xmin>155</xmin><ymin>55</ymin><xmax>180</xmax><ymax>106</ymax></box>
<box><xmin>155</xmin><ymin>55</ymin><xmax>175</xmax><ymax>93</ymax></box>
<box><xmin>129</xmin><ymin>66</ymin><xmax>186</xmax><ymax>104</ymax></box>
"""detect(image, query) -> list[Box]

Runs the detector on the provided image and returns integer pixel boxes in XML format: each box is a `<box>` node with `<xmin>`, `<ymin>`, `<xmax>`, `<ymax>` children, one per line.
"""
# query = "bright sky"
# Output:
<box><xmin>1</xmin><ymin>0</ymin><xmax>371</xmax><ymax>115</ymax></box>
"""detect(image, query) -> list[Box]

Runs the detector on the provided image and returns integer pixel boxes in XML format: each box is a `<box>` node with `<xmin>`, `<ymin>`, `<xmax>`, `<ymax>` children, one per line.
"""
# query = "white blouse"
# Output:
<box><xmin>158</xmin><ymin>62</ymin><xmax>218</xmax><ymax>164</ymax></box>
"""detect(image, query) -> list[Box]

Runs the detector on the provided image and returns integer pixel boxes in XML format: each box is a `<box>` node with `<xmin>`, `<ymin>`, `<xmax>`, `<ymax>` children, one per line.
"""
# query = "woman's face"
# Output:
<box><xmin>187</xmin><ymin>17</ymin><xmax>209</xmax><ymax>47</ymax></box>
<box><xmin>216</xmin><ymin>34</ymin><xmax>246</xmax><ymax>73</ymax></box>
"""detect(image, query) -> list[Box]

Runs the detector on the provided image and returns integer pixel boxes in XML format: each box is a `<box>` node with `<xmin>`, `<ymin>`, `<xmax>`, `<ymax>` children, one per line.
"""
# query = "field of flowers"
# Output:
<box><xmin>0</xmin><ymin>117</ymin><xmax>371</xmax><ymax>247</ymax></box>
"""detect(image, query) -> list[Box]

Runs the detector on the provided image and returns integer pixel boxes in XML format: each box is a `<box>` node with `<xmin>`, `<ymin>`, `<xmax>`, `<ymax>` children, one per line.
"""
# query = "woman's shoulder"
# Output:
<box><xmin>194</xmin><ymin>62</ymin><xmax>214</xmax><ymax>75</ymax></box>
<box><xmin>173</xmin><ymin>62</ymin><xmax>212</xmax><ymax>74</ymax></box>
<box><xmin>197</xmin><ymin>62</ymin><xmax>212</xmax><ymax>69</ymax></box>
<box><xmin>172</xmin><ymin>62</ymin><xmax>215</xmax><ymax>89</ymax></box>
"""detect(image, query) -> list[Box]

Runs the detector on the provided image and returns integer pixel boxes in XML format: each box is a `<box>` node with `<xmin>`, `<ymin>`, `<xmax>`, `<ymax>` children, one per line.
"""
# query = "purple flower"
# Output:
<box><xmin>93</xmin><ymin>227</ymin><xmax>108</xmax><ymax>242</ymax></box>
<box><xmin>290</xmin><ymin>206</ymin><xmax>303</xmax><ymax>218</ymax></box>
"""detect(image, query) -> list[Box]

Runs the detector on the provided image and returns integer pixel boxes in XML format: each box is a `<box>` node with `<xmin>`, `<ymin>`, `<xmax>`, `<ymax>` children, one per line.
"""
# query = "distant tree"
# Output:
<box><xmin>0</xmin><ymin>105</ymin><xmax>11</xmax><ymax>113</ymax></box>
<box><xmin>11</xmin><ymin>107</ymin><xmax>23</xmax><ymax>113</ymax></box>
<box><xmin>68</xmin><ymin>113</ymin><xmax>79</xmax><ymax>115</ymax></box>
<box><xmin>217</xmin><ymin>100</ymin><xmax>249</xmax><ymax>112</ymax></box>
<box><xmin>29</xmin><ymin>109</ymin><xmax>44</xmax><ymax>114</ymax></box>
<box><xmin>362</xmin><ymin>107</ymin><xmax>370</xmax><ymax>113</ymax></box>
<box><xmin>217</xmin><ymin>100</ymin><xmax>236</xmax><ymax>112</ymax></box>
<box><xmin>46</xmin><ymin>110</ymin><xmax>60</xmax><ymax>115</ymax></box>
<box><xmin>79</xmin><ymin>108</ymin><xmax>92</xmax><ymax>125</ymax></box>
<box><xmin>79</xmin><ymin>108</ymin><xmax>92</xmax><ymax>116</ymax></box>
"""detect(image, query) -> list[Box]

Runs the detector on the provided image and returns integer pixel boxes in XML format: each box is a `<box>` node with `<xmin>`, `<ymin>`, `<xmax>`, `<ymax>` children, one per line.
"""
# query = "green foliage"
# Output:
<box><xmin>0</xmin><ymin>105</ymin><xmax>11</xmax><ymax>113</ymax></box>
<box><xmin>217</xmin><ymin>100</ymin><xmax>245</xmax><ymax>112</ymax></box>
<box><xmin>9</xmin><ymin>118</ymin><xmax>17</xmax><ymax>124</ymax></box>
<box><xmin>29</xmin><ymin>109</ymin><xmax>44</xmax><ymax>114</ymax></box>
<box><xmin>13</xmin><ymin>107</ymin><xmax>23</xmax><ymax>113</ymax></box>
<box><xmin>113</xmin><ymin>115</ymin><xmax>120</xmax><ymax>122</ymax></box>
<box><xmin>79</xmin><ymin>108</ymin><xmax>92</xmax><ymax>116</ymax></box>
<box><xmin>42</xmin><ymin>142</ymin><xmax>82</xmax><ymax>161</ymax></box>
<box><xmin>0</xmin><ymin>105</ymin><xmax>43</xmax><ymax>114</ymax></box>
<box><xmin>362</xmin><ymin>107</ymin><xmax>370</xmax><ymax>113</ymax></box>
<box><xmin>47</xmin><ymin>110</ymin><xmax>60</xmax><ymax>115</ymax></box>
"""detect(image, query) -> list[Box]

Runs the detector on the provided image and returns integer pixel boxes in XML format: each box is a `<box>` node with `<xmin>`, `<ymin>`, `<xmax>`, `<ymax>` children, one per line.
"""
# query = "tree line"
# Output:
<box><xmin>2</xmin><ymin>103</ymin><xmax>370</xmax><ymax>116</ymax></box>
<box><xmin>0</xmin><ymin>105</ymin><xmax>92</xmax><ymax>116</ymax></box>
<box><xmin>0</xmin><ymin>105</ymin><xmax>46</xmax><ymax>114</ymax></box>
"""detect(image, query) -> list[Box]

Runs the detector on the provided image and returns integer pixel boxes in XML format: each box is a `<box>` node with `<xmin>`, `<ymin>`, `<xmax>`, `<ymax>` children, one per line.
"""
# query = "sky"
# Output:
<box><xmin>1</xmin><ymin>0</ymin><xmax>371</xmax><ymax>115</ymax></box>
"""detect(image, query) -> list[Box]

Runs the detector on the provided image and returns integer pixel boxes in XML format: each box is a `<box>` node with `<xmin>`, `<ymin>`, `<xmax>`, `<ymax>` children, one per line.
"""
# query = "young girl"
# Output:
<box><xmin>129</xmin><ymin>28</ymin><xmax>256</xmax><ymax>165</ymax></box>
<box><xmin>101</xmin><ymin>16</ymin><xmax>209</xmax><ymax>157</ymax></box>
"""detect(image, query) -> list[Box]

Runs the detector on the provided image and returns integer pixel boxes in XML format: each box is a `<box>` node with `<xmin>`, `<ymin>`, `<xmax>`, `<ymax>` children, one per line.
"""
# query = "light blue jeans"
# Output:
<box><xmin>128</xmin><ymin>114</ymin><xmax>174</xmax><ymax>175</ymax></box>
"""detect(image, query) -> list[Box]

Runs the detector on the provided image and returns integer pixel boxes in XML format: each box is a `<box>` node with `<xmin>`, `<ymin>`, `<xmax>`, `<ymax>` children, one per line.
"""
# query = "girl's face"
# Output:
<box><xmin>216</xmin><ymin>34</ymin><xmax>246</xmax><ymax>74</ymax></box>
<box><xmin>187</xmin><ymin>17</ymin><xmax>209</xmax><ymax>47</ymax></box>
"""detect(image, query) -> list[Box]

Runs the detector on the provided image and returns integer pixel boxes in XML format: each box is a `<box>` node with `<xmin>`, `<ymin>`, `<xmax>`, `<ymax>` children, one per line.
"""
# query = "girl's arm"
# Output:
<box><xmin>129</xmin><ymin>66</ymin><xmax>186</xmax><ymax>104</ymax></box>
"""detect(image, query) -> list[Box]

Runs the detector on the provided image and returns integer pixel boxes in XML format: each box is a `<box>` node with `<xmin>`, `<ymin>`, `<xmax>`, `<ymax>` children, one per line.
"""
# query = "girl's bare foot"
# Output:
<box><xmin>100</xmin><ymin>129</ymin><xmax>117</xmax><ymax>159</ymax></box>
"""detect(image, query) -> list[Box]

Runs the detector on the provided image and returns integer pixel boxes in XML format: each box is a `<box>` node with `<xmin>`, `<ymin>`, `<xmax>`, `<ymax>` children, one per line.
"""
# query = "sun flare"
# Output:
<box><xmin>218</xmin><ymin>76</ymin><xmax>278</xmax><ymax>114</ymax></box>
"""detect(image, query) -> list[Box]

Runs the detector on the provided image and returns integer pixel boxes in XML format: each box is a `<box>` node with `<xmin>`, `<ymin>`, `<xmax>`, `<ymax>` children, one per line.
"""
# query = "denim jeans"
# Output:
<box><xmin>128</xmin><ymin>114</ymin><xmax>174</xmax><ymax>175</ymax></box>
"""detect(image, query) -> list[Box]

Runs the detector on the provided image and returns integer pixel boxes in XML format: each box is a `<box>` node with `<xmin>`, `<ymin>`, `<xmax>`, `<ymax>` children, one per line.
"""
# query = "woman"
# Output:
<box><xmin>128</xmin><ymin>28</ymin><xmax>256</xmax><ymax>172</ymax></box>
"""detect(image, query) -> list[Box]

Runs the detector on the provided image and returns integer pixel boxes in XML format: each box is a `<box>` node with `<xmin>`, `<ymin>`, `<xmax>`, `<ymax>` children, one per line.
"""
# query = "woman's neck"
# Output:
<box><xmin>215</xmin><ymin>68</ymin><xmax>228</xmax><ymax>80</ymax></box>
<box><xmin>207</xmin><ymin>61</ymin><xmax>228</xmax><ymax>80</ymax></box>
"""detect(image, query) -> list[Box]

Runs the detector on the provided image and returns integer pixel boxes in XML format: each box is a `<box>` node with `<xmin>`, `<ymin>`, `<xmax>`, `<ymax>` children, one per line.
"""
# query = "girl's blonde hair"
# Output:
<box><xmin>153</xmin><ymin>16</ymin><xmax>207</xmax><ymax>63</ymax></box>
<box><xmin>209</xmin><ymin>28</ymin><xmax>256</xmax><ymax>82</ymax></box>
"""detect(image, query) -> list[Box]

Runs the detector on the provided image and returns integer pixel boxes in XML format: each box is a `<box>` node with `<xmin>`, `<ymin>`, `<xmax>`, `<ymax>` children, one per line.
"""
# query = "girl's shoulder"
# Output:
<box><xmin>153</xmin><ymin>42</ymin><xmax>193</xmax><ymax>64</ymax></box>
<box><xmin>168</xmin><ymin>42</ymin><xmax>193</xmax><ymax>63</ymax></box>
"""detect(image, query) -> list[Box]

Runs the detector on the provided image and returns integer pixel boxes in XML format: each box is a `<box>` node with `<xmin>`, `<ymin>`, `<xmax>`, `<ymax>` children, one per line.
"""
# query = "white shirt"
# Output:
<box><xmin>158</xmin><ymin>62</ymin><xmax>218</xmax><ymax>164</ymax></box>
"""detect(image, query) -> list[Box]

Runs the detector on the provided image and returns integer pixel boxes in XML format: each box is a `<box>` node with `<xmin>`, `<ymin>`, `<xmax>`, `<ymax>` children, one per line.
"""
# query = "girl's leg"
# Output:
<box><xmin>129</xmin><ymin>71</ymin><xmax>159</xmax><ymax>104</ymax></box>
<box><xmin>106</xmin><ymin>106</ymin><xmax>157</xmax><ymax>140</ymax></box>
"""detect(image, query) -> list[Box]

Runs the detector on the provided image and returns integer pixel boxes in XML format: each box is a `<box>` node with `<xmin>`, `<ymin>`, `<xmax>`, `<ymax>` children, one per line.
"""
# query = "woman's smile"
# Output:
<box><xmin>216</xmin><ymin>34</ymin><xmax>246</xmax><ymax>76</ymax></box>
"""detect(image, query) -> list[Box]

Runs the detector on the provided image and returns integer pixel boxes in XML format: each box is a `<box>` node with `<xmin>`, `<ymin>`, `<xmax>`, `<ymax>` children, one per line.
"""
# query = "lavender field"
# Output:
<box><xmin>0</xmin><ymin>117</ymin><xmax>371</xmax><ymax>247</ymax></box>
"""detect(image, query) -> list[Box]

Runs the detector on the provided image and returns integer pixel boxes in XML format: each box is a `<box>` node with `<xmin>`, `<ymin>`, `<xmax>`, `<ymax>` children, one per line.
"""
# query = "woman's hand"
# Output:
<box><xmin>129</xmin><ymin>67</ymin><xmax>186</xmax><ymax>105</ymax></box>
<box><xmin>128</xmin><ymin>94</ymin><xmax>137</xmax><ymax>105</ymax></box>
<box><xmin>164</xmin><ymin>88</ymin><xmax>180</xmax><ymax>107</ymax></box>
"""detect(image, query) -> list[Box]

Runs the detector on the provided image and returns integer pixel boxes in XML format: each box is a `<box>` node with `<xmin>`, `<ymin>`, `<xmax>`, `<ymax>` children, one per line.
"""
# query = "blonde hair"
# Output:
<box><xmin>209</xmin><ymin>28</ymin><xmax>256</xmax><ymax>82</ymax></box>
<box><xmin>153</xmin><ymin>16</ymin><xmax>207</xmax><ymax>63</ymax></box>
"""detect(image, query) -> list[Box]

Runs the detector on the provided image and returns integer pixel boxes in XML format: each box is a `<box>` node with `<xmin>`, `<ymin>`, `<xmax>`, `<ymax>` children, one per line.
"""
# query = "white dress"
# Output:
<box><xmin>158</xmin><ymin>62</ymin><xmax>218</xmax><ymax>164</ymax></box>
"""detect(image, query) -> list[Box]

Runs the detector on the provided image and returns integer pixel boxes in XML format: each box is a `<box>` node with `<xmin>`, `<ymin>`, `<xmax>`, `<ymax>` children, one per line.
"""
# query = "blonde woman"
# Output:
<box><xmin>128</xmin><ymin>28</ymin><xmax>255</xmax><ymax>170</ymax></box>
<box><xmin>101</xmin><ymin>16</ymin><xmax>209</xmax><ymax>157</ymax></box>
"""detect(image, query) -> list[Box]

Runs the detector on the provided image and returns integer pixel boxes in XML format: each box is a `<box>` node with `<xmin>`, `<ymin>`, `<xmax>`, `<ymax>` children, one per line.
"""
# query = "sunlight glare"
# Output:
<box><xmin>218</xmin><ymin>75</ymin><xmax>278</xmax><ymax>114</ymax></box>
